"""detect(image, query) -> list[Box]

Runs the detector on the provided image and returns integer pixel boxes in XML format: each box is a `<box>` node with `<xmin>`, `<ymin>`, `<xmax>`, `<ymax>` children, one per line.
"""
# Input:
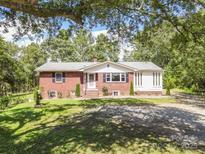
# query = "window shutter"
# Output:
<box><xmin>96</xmin><ymin>73</ymin><xmax>98</xmax><ymax>81</ymax></box>
<box><xmin>52</xmin><ymin>73</ymin><xmax>55</xmax><ymax>83</ymax></box>
<box><xmin>126</xmin><ymin>73</ymin><xmax>129</xmax><ymax>83</ymax></box>
<box><xmin>103</xmin><ymin>74</ymin><xmax>106</xmax><ymax>82</ymax></box>
<box><xmin>62</xmin><ymin>73</ymin><xmax>65</xmax><ymax>83</ymax></box>
<box><xmin>85</xmin><ymin>73</ymin><xmax>87</xmax><ymax>83</ymax></box>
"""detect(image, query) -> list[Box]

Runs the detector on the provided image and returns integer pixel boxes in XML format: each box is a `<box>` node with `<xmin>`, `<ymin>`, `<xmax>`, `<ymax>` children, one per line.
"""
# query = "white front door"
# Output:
<box><xmin>87</xmin><ymin>73</ymin><xmax>96</xmax><ymax>89</ymax></box>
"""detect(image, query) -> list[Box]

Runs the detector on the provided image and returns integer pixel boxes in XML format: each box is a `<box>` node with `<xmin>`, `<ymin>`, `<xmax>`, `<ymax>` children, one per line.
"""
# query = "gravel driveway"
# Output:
<box><xmin>86</xmin><ymin>103</ymin><xmax>205</xmax><ymax>149</ymax></box>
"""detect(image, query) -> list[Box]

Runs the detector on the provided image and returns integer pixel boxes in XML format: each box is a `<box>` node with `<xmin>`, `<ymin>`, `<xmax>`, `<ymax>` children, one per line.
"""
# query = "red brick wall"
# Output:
<box><xmin>39</xmin><ymin>71</ymin><xmax>161</xmax><ymax>98</ymax></box>
<box><xmin>96</xmin><ymin>72</ymin><xmax>134</xmax><ymax>96</ymax></box>
<box><xmin>39</xmin><ymin>72</ymin><xmax>84</xmax><ymax>99</ymax></box>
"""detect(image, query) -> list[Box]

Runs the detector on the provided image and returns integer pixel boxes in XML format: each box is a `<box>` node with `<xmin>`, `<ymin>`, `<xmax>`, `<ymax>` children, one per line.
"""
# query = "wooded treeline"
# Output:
<box><xmin>124</xmin><ymin>10</ymin><xmax>205</xmax><ymax>91</ymax></box>
<box><xmin>0</xmin><ymin>10</ymin><xmax>205</xmax><ymax>96</ymax></box>
<box><xmin>0</xmin><ymin>29</ymin><xmax>119</xmax><ymax>96</ymax></box>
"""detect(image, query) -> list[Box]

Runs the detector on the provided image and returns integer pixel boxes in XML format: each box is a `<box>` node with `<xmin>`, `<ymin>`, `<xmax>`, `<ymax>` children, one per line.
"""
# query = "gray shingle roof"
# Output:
<box><xmin>119</xmin><ymin>62</ymin><xmax>163</xmax><ymax>71</ymax></box>
<box><xmin>35</xmin><ymin>61</ymin><xmax>162</xmax><ymax>72</ymax></box>
<box><xmin>35</xmin><ymin>62</ymin><xmax>98</xmax><ymax>72</ymax></box>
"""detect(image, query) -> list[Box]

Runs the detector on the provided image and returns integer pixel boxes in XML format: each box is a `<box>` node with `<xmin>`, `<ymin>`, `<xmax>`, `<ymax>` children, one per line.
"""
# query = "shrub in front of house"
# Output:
<box><xmin>130</xmin><ymin>81</ymin><xmax>134</xmax><ymax>96</ymax></box>
<box><xmin>102</xmin><ymin>87</ymin><xmax>108</xmax><ymax>96</ymax></box>
<box><xmin>75</xmin><ymin>84</ymin><xmax>80</xmax><ymax>97</ymax></box>
<box><xmin>58</xmin><ymin>92</ymin><xmax>63</xmax><ymax>98</ymax></box>
<box><xmin>34</xmin><ymin>89</ymin><xmax>41</xmax><ymax>106</ymax></box>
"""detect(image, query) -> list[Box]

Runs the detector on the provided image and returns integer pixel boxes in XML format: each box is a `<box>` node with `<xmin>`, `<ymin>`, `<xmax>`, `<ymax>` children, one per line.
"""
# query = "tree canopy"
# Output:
<box><xmin>124</xmin><ymin>10</ymin><xmax>205</xmax><ymax>90</ymax></box>
<box><xmin>0</xmin><ymin>0</ymin><xmax>204</xmax><ymax>39</ymax></box>
<box><xmin>41</xmin><ymin>29</ymin><xmax>119</xmax><ymax>62</ymax></box>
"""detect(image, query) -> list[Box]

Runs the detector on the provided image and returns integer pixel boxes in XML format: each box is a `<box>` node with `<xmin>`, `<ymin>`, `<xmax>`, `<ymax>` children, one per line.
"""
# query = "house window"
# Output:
<box><xmin>112</xmin><ymin>73</ymin><xmax>120</xmax><ymax>81</ymax></box>
<box><xmin>48</xmin><ymin>90</ymin><xmax>57</xmax><ymax>98</ymax></box>
<box><xmin>136</xmin><ymin>72</ymin><xmax>142</xmax><ymax>86</ymax></box>
<box><xmin>105</xmin><ymin>73</ymin><xmax>126</xmax><ymax>82</ymax></box>
<box><xmin>55</xmin><ymin>73</ymin><xmax>63</xmax><ymax>83</ymax></box>
<box><xmin>112</xmin><ymin>91</ymin><xmax>120</xmax><ymax>96</ymax></box>
<box><xmin>153</xmin><ymin>72</ymin><xmax>161</xmax><ymax>86</ymax></box>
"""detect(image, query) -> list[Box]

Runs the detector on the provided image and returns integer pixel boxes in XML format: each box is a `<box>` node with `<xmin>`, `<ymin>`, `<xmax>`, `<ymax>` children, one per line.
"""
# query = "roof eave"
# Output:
<box><xmin>35</xmin><ymin>69</ymin><xmax>83</xmax><ymax>72</ymax></box>
<box><xmin>81</xmin><ymin>61</ymin><xmax>137</xmax><ymax>71</ymax></box>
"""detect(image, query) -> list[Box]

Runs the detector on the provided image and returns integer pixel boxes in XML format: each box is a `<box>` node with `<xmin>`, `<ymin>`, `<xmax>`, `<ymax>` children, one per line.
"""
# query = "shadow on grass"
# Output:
<box><xmin>0</xmin><ymin>104</ymin><xmax>204</xmax><ymax>153</ymax></box>
<box><xmin>0</xmin><ymin>98</ymin><xmax>205</xmax><ymax>153</ymax></box>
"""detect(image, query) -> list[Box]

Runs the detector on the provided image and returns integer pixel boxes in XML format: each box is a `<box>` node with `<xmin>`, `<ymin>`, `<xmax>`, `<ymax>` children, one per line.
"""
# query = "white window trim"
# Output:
<box><xmin>55</xmin><ymin>72</ymin><xmax>63</xmax><ymax>83</ymax></box>
<box><xmin>105</xmin><ymin>73</ymin><xmax>126</xmax><ymax>82</ymax></box>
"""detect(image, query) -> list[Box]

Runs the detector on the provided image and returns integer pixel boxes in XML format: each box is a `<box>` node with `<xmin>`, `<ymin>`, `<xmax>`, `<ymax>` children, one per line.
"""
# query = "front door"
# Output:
<box><xmin>87</xmin><ymin>73</ymin><xmax>96</xmax><ymax>89</ymax></box>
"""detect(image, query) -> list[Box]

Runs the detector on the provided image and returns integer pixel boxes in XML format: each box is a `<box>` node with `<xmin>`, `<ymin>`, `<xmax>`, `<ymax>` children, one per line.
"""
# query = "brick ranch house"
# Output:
<box><xmin>35</xmin><ymin>61</ymin><xmax>163</xmax><ymax>99</ymax></box>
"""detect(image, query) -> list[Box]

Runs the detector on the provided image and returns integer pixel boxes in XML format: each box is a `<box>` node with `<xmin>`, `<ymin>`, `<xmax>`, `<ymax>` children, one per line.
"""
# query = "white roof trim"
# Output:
<box><xmin>80</xmin><ymin>61</ymin><xmax>137</xmax><ymax>71</ymax></box>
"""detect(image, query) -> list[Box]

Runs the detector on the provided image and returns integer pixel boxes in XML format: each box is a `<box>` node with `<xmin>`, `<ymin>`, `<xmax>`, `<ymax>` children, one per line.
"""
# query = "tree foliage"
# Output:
<box><xmin>0</xmin><ymin>37</ymin><xmax>46</xmax><ymax>96</ymax></box>
<box><xmin>21</xmin><ymin>43</ymin><xmax>47</xmax><ymax>88</ymax></box>
<box><xmin>125</xmin><ymin>10</ymin><xmax>205</xmax><ymax>90</ymax></box>
<box><xmin>94</xmin><ymin>34</ymin><xmax>119</xmax><ymax>62</ymax></box>
<box><xmin>0</xmin><ymin>37</ymin><xmax>25</xmax><ymax>95</ymax></box>
<box><xmin>0</xmin><ymin>0</ymin><xmax>204</xmax><ymax>39</ymax></box>
<box><xmin>41</xmin><ymin>29</ymin><xmax>119</xmax><ymax>62</ymax></box>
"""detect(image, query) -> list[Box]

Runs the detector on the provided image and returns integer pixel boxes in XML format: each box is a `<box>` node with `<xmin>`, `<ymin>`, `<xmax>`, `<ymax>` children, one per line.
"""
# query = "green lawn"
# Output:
<box><xmin>0</xmin><ymin>97</ymin><xmax>202</xmax><ymax>154</ymax></box>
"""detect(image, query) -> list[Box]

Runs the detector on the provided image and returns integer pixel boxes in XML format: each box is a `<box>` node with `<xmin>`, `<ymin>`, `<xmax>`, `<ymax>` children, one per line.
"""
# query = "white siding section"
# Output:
<box><xmin>134</xmin><ymin>71</ymin><xmax>163</xmax><ymax>91</ymax></box>
<box><xmin>84</xmin><ymin>63</ymin><xmax>132</xmax><ymax>73</ymax></box>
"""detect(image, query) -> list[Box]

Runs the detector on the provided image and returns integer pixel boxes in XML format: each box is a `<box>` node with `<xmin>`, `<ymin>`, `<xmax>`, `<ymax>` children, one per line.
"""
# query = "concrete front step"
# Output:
<box><xmin>85</xmin><ymin>90</ymin><xmax>99</xmax><ymax>98</ymax></box>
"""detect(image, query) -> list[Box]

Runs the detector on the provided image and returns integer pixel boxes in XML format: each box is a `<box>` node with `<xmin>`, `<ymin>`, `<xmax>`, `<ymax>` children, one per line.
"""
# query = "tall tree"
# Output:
<box><xmin>70</xmin><ymin>29</ymin><xmax>95</xmax><ymax>62</ymax></box>
<box><xmin>21</xmin><ymin>43</ymin><xmax>47</xmax><ymax>89</ymax></box>
<box><xmin>41</xmin><ymin>29</ymin><xmax>94</xmax><ymax>62</ymax></box>
<box><xmin>0</xmin><ymin>37</ymin><xmax>26</xmax><ymax>95</ymax></box>
<box><xmin>94</xmin><ymin>34</ymin><xmax>119</xmax><ymax>62</ymax></box>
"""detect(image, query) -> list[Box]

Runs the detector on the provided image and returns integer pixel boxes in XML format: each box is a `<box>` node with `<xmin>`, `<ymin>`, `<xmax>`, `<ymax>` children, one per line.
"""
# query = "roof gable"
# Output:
<box><xmin>81</xmin><ymin>61</ymin><xmax>136</xmax><ymax>71</ymax></box>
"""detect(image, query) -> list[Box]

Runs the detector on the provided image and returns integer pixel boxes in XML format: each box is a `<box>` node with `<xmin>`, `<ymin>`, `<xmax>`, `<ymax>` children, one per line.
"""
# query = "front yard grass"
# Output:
<box><xmin>0</xmin><ymin>97</ymin><xmax>202</xmax><ymax>154</ymax></box>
